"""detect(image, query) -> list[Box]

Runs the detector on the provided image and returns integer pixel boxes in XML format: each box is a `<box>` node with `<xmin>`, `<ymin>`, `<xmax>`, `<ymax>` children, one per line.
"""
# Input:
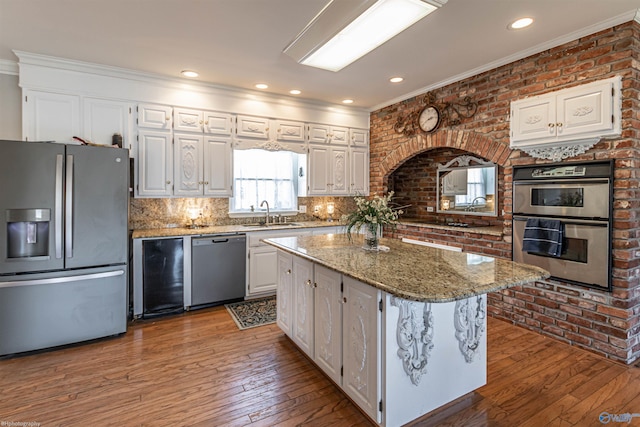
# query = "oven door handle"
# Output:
<box><xmin>513</xmin><ymin>216</ymin><xmax>608</xmax><ymax>227</ymax></box>
<box><xmin>513</xmin><ymin>178</ymin><xmax>610</xmax><ymax>186</ymax></box>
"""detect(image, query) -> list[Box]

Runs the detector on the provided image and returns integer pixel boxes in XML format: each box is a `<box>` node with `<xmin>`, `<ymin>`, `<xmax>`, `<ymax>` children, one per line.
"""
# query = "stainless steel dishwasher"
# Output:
<box><xmin>191</xmin><ymin>234</ymin><xmax>246</xmax><ymax>307</ymax></box>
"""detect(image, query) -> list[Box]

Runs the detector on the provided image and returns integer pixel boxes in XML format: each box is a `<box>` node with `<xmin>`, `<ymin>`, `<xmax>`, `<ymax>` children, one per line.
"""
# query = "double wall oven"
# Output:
<box><xmin>512</xmin><ymin>161</ymin><xmax>613</xmax><ymax>291</ymax></box>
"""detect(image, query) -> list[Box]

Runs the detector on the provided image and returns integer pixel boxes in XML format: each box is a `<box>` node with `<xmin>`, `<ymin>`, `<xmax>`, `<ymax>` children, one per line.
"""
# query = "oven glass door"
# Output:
<box><xmin>513</xmin><ymin>180</ymin><xmax>609</xmax><ymax>218</ymax></box>
<box><xmin>513</xmin><ymin>216</ymin><xmax>609</xmax><ymax>289</ymax></box>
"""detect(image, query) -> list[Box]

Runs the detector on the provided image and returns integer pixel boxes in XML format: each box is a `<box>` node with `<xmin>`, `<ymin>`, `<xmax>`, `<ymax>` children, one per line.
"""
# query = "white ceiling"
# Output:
<box><xmin>1</xmin><ymin>0</ymin><xmax>638</xmax><ymax>111</ymax></box>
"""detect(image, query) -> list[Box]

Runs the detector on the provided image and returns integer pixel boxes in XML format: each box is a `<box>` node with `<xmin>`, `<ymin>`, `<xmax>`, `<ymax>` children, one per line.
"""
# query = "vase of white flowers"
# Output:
<box><xmin>345</xmin><ymin>192</ymin><xmax>403</xmax><ymax>251</ymax></box>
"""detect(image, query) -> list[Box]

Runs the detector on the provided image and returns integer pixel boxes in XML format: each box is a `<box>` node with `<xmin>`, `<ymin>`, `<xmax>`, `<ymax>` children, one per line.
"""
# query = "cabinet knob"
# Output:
<box><xmin>313</xmin><ymin>282</ymin><xmax>317</xmax><ymax>288</ymax></box>
<box><xmin>342</xmin><ymin>297</ymin><xmax>347</xmax><ymax>304</ymax></box>
<box><xmin>556</xmin><ymin>122</ymin><xmax>563</xmax><ymax>127</ymax></box>
<box><xmin>166</xmin><ymin>180</ymin><xmax>171</xmax><ymax>184</ymax></box>
<box><xmin>305</xmin><ymin>279</ymin><xmax>312</xmax><ymax>286</ymax></box>
<box><xmin>286</xmin><ymin>269</ymin><xmax>291</xmax><ymax>275</ymax></box>
<box><xmin>204</xmin><ymin>181</ymin><xmax>209</xmax><ymax>185</ymax></box>
<box><xmin>548</xmin><ymin>123</ymin><xmax>555</xmax><ymax>128</ymax></box>
<box><xmin>199</xmin><ymin>120</ymin><xmax>203</xmax><ymax>125</ymax></box>
<box><xmin>205</xmin><ymin>121</ymin><xmax>209</xmax><ymax>125</ymax></box>
<box><xmin>166</xmin><ymin>117</ymin><xmax>170</xmax><ymax>121</ymax></box>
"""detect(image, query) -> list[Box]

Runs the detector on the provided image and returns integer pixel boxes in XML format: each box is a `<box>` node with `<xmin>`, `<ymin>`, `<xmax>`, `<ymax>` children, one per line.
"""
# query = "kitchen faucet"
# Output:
<box><xmin>260</xmin><ymin>200</ymin><xmax>270</xmax><ymax>225</ymax></box>
<box><xmin>468</xmin><ymin>196</ymin><xmax>487</xmax><ymax>212</ymax></box>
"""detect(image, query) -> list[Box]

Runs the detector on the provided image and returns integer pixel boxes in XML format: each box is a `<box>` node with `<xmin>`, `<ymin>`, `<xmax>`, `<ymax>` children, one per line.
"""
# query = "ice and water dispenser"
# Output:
<box><xmin>6</xmin><ymin>209</ymin><xmax>51</xmax><ymax>259</ymax></box>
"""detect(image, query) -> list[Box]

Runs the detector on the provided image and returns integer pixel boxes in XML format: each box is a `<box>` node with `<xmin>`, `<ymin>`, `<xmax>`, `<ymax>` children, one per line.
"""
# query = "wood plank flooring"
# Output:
<box><xmin>1</xmin><ymin>306</ymin><xmax>639</xmax><ymax>426</ymax></box>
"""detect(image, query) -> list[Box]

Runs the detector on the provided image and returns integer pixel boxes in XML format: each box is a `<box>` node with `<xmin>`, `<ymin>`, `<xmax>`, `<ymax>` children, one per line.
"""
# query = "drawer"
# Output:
<box><xmin>248</xmin><ymin>229</ymin><xmax>311</xmax><ymax>247</ymax></box>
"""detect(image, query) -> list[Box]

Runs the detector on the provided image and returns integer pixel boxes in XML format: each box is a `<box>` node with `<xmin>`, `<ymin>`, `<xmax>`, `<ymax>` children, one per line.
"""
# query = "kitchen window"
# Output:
<box><xmin>230</xmin><ymin>149</ymin><xmax>305</xmax><ymax>216</ymax></box>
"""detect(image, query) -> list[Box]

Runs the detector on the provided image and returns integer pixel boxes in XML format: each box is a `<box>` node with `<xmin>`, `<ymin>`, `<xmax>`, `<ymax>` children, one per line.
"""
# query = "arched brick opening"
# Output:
<box><xmin>374</xmin><ymin>129</ymin><xmax>513</xmax><ymax>194</ymax></box>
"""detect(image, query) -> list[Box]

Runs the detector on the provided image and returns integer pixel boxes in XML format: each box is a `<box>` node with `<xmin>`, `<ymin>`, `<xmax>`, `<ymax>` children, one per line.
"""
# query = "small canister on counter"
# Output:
<box><xmin>112</xmin><ymin>133</ymin><xmax>123</xmax><ymax>148</ymax></box>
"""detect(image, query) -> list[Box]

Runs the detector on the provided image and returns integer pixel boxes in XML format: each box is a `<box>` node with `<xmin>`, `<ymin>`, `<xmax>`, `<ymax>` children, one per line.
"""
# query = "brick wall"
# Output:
<box><xmin>370</xmin><ymin>21</ymin><xmax>640</xmax><ymax>363</ymax></box>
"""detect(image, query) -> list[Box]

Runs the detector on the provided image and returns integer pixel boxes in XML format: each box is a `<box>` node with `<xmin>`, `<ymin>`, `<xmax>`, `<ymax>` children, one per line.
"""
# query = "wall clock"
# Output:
<box><xmin>418</xmin><ymin>105</ymin><xmax>441</xmax><ymax>133</ymax></box>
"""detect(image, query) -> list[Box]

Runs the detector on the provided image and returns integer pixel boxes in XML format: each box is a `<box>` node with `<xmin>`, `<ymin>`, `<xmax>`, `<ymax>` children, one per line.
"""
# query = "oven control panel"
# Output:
<box><xmin>531</xmin><ymin>166</ymin><xmax>586</xmax><ymax>178</ymax></box>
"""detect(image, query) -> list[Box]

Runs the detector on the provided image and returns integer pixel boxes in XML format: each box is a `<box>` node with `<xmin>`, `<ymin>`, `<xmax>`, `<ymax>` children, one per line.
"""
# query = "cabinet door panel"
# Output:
<box><xmin>137</xmin><ymin>130</ymin><xmax>173</xmax><ymax>197</ymax></box>
<box><xmin>203</xmin><ymin>136</ymin><xmax>232</xmax><ymax>197</ymax></box>
<box><xmin>277</xmin><ymin>251</ymin><xmax>293</xmax><ymax>336</ymax></box>
<box><xmin>308</xmin><ymin>145</ymin><xmax>330</xmax><ymax>195</ymax></box>
<box><xmin>174</xmin><ymin>133</ymin><xmax>203</xmax><ymax>196</ymax></box>
<box><xmin>308</xmin><ymin>124</ymin><xmax>331</xmax><ymax>144</ymax></box>
<box><xmin>510</xmin><ymin>96</ymin><xmax>555</xmax><ymax>144</ymax></box>
<box><xmin>350</xmin><ymin>147</ymin><xmax>369</xmax><ymax>195</ymax></box>
<box><xmin>331</xmin><ymin>126</ymin><xmax>349</xmax><ymax>145</ymax></box>
<box><xmin>237</xmin><ymin>115</ymin><xmax>270</xmax><ymax>138</ymax></box>
<box><xmin>314</xmin><ymin>265</ymin><xmax>342</xmax><ymax>385</ymax></box>
<box><xmin>292</xmin><ymin>257</ymin><xmax>314</xmax><ymax>357</ymax></box>
<box><xmin>343</xmin><ymin>276</ymin><xmax>380</xmax><ymax>423</ymax></box>
<box><xmin>557</xmin><ymin>81</ymin><xmax>614</xmax><ymax>138</ymax></box>
<box><xmin>138</xmin><ymin>104</ymin><xmax>172</xmax><ymax>129</ymax></box>
<box><xmin>204</xmin><ymin>111</ymin><xmax>234</xmax><ymax>135</ymax></box>
<box><xmin>350</xmin><ymin>128</ymin><xmax>369</xmax><ymax>146</ymax></box>
<box><xmin>83</xmin><ymin>98</ymin><xmax>132</xmax><ymax>148</ymax></box>
<box><xmin>174</xmin><ymin>107</ymin><xmax>203</xmax><ymax>133</ymax></box>
<box><xmin>274</xmin><ymin>120</ymin><xmax>305</xmax><ymax>142</ymax></box>
<box><xmin>331</xmin><ymin>147</ymin><xmax>349</xmax><ymax>195</ymax></box>
<box><xmin>24</xmin><ymin>91</ymin><xmax>80</xmax><ymax>143</ymax></box>
<box><xmin>249</xmin><ymin>246</ymin><xmax>278</xmax><ymax>295</ymax></box>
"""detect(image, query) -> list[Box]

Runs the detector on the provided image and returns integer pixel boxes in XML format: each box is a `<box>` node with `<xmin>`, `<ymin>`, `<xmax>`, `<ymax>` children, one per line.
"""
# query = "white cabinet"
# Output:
<box><xmin>313</xmin><ymin>265</ymin><xmax>343</xmax><ymax>386</ymax></box>
<box><xmin>308</xmin><ymin>123</ymin><xmax>349</xmax><ymax>145</ymax></box>
<box><xmin>442</xmin><ymin>169</ymin><xmax>468</xmax><ymax>196</ymax></box>
<box><xmin>292</xmin><ymin>256</ymin><xmax>314</xmax><ymax>357</ymax></box>
<box><xmin>308</xmin><ymin>144</ymin><xmax>349</xmax><ymax>195</ymax></box>
<box><xmin>510</xmin><ymin>76</ymin><xmax>621</xmax><ymax>148</ymax></box>
<box><xmin>83</xmin><ymin>98</ymin><xmax>133</xmax><ymax>149</ymax></box>
<box><xmin>350</xmin><ymin>128</ymin><xmax>369</xmax><ymax>146</ymax></box>
<box><xmin>174</xmin><ymin>133</ymin><xmax>233</xmax><ymax>197</ymax></box>
<box><xmin>248</xmin><ymin>245</ymin><xmax>279</xmax><ymax>295</ymax></box>
<box><xmin>350</xmin><ymin>147</ymin><xmax>369</xmax><ymax>195</ymax></box>
<box><xmin>174</xmin><ymin>107</ymin><xmax>234</xmax><ymax>135</ymax></box>
<box><xmin>137</xmin><ymin>130</ymin><xmax>173</xmax><ymax>197</ymax></box>
<box><xmin>138</xmin><ymin>103</ymin><xmax>173</xmax><ymax>129</ymax></box>
<box><xmin>174</xmin><ymin>133</ymin><xmax>203</xmax><ymax>196</ymax></box>
<box><xmin>276</xmin><ymin>251</ymin><xmax>294</xmax><ymax>336</ymax></box>
<box><xmin>23</xmin><ymin>90</ymin><xmax>80</xmax><ymax>143</ymax></box>
<box><xmin>342</xmin><ymin>275</ymin><xmax>381</xmax><ymax>423</ymax></box>
<box><xmin>236</xmin><ymin>115</ymin><xmax>305</xmax><ymax>143</ymax></box>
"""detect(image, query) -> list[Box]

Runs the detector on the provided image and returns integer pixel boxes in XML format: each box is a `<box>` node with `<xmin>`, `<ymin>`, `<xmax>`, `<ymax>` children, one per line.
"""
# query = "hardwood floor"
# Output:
<box><xmin>1</xmin><ymin>307</ymin><xmax>639</xmax><ymax>426</ymax></box>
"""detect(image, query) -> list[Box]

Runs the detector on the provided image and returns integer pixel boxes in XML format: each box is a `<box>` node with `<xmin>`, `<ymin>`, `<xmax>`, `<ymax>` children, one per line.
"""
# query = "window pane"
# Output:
<box><xmin>231</xmin><ymin>149</ymin><xmax>299</xmax><ymax>213</ymax></box>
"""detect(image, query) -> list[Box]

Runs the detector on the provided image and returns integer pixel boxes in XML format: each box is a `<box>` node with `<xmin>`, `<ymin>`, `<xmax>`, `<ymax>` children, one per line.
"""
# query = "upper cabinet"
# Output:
<box><xmin>83</xmin><ymin>98</ymin><xmax>133</xmax><ymax>149</ymax></box>
<box><xmin>138</xmin><ymin>103</ymin><xmax>172</xmax><ymax>130</ymax></box>
<box><xmin>23</xmin><ymin>90</ymin><xmax>80</xmax><ymax>143</ymax></box>
<box><xmin>308</xmin><ymin>123</ymin><xmax>349</xmax><ymax>145</ymax></box>
<box><xmin>174</xmin><ymin>107</ymin><xmax>234</xmax><ymax>135</ymax></box>
<box><xmin>236</xmin><ymin>115</ymin><xmax>305</xmax><ymax>143</ymax></box>
<box><xmin>510</xmin><ymin>76</ymin><xmax>621</xmax><ymax>159</ymax></box>
<box><xmin>350</xmin><ymin>128</ymin><xmax>369</xmax><ymax>147</ymax></box>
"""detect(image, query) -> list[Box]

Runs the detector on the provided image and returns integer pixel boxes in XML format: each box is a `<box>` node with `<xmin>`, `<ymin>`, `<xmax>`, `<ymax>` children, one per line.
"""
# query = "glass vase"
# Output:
<box><xmin>363</xmin><ymin>223</ymin><xmax>381</xmax><ymax>251</ymax></box>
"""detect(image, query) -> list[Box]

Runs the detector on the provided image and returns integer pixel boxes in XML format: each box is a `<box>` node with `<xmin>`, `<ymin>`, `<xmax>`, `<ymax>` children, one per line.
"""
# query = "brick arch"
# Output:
<box><xmin>374</xmin><ymin>129</ymin><xmax>513</xmax><ymax>193</ymax></box>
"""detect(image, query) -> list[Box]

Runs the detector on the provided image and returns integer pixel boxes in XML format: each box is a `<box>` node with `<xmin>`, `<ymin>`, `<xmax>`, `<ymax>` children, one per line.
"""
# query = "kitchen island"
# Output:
<box><xmin>264</xmin><ymin>233</ymin><xmax>548</xmax><ymax>427</ymax></box>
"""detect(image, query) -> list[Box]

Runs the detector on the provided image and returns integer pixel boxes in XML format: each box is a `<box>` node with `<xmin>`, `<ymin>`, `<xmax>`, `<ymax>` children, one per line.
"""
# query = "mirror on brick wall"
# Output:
<box><xmin>437</xmin><ymin>155</ymin><xmax>497</xmax><ymax>216</ymax></box>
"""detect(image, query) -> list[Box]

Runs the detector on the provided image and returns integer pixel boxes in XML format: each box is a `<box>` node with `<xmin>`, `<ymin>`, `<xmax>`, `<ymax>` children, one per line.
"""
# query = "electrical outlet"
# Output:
<box><xmin>299</xmin><ymin>205</ymin><xmax>307</xmax><ymax>213</ymax></box>
<box><xmin>426</xmin><ymin>206</ymin><xmax>434</xmax><ymax>212</ymax></box>
<box><xmin>314</xmin><ymin>205</ymin><xmax>322</xmax><ymax>213</ymax></box>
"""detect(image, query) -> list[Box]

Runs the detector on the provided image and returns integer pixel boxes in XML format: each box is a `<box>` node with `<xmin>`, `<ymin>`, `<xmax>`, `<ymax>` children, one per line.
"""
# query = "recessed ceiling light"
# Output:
<box><xmin>508</xmin><ymin>17</ymin><xmax>533</xmax><ymax>30</ymax></box>
<box><xmin>255</xmin><ymin>83</ymin><xmax>269</xmax><ymax>89</ymax></box>
<box><xmin>390</xmin><ymin>77</ymin><xmax>404</xmax><ymax>83</ymax></box>
<box><xmin>290</xmin><ymin>89</ymin><xmax>301</xmax><ymax>95</ymax></box>
<box><xmin>342</xmin><ymin>99</ymin><xmax>354</xmax><ymax>104</ymax></box>
<box><xmin>181</xmin><ymin>70</ymin><xmax>199</xmax><ymax>78</ymax></box>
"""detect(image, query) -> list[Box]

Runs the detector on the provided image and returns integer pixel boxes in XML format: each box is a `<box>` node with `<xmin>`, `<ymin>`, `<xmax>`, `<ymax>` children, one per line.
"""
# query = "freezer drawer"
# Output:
<box><xmin>191</xmin><ymin>234</ymin><xmax>246</xmax><ymax>306</ymax></box>
<box><xmin>0</xmin><ymin>267</ymin><xmax>127</xmax><ymax>356</ymax></box>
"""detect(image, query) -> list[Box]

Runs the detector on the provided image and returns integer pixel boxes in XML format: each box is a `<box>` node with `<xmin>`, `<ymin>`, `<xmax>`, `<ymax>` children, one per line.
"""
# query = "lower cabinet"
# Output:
<box><xmin>247</xmin><ymin>226</ymin><xmax>342</xmax><ymax>297</ymax></box>
<box><xmin>276</xmin><ymin>250</ymin><xmax>381</xmax><ymax>423</ymax></box>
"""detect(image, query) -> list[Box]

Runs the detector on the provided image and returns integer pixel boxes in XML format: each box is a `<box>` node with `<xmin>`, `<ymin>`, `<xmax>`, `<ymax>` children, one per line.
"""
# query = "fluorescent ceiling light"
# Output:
<box><xmin>284</xmin><ymin>0</ymin><xmax>446</xmax><ymax>72</ymax></box>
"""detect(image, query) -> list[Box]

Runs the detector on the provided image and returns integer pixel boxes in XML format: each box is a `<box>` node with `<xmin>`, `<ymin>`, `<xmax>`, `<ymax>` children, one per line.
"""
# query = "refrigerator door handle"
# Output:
<box><xmin>55</xmin><ymin>154</ymin><xmax>64</xmax><ymax>259</ymax></box>
<box><xmin>0</xmin><ymin>270</ymin><xmax>125</xmax><ymax>289</ymax></box>
<box><xmin>65</xmin><ymin>154</ymin><xmax>74</xmax><ymax>258</ymax></box>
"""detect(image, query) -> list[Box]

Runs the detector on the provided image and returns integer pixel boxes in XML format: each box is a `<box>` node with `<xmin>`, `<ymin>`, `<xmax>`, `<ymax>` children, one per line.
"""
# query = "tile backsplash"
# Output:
<box><xmin>129</xmin><ymin>196</ymin><xmax>357</xmax><ymax>230</ymax></box>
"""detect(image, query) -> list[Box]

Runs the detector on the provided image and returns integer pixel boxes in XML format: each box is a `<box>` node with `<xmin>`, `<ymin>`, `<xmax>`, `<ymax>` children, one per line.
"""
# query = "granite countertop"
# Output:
<box><xmin>264</xmin><ymin>234</ymin><xmax>549</xmax><ymax>303</ymax></box>
<box><xmin>399</xmin><ymin>219</ymin><xmax>504</xmax><ymax>236</ymax></box>
<box><xmin>131</xmin><ymin>221</ymin><xmax>345</xmax><ymax>239</ymax></box>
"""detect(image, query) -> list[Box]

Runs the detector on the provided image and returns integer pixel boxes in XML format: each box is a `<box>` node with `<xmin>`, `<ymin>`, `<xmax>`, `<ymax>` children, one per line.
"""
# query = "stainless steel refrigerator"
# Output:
<box><xmin>0</xmin><ymin>140</ymin><xmax>129</xmax><ymax>356</ymax></box>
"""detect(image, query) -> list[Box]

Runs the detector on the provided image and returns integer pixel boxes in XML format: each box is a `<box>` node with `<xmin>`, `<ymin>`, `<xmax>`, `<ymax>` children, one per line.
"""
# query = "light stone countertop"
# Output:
<box><xmin>264</xmin><ymin>234</ymin><xmax>549</xmax><ymax>303</ymax></box>
<box><xmin>131</xmin><ymin>221</ymin><xmax>345</xmax><ymax>239</ymax></box>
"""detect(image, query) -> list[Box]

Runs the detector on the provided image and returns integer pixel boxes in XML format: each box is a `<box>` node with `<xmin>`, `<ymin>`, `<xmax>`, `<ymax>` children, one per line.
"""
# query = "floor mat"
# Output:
<box><xmin>225</xmin><ymin>296</ymin><xmax>276</xmax><ymax>330</ymax></box>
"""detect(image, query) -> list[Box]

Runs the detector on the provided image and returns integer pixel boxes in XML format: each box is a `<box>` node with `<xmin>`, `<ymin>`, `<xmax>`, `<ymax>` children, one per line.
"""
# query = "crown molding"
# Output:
<box><xmin>0</xmin><ymin>59</ymin><xmax>18</xmax><ymax>76</ymax></box>
<box><xmin>371</xmin><ymin>8</ymin><xmax>640</xmax><ymax>112</ymax></box>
